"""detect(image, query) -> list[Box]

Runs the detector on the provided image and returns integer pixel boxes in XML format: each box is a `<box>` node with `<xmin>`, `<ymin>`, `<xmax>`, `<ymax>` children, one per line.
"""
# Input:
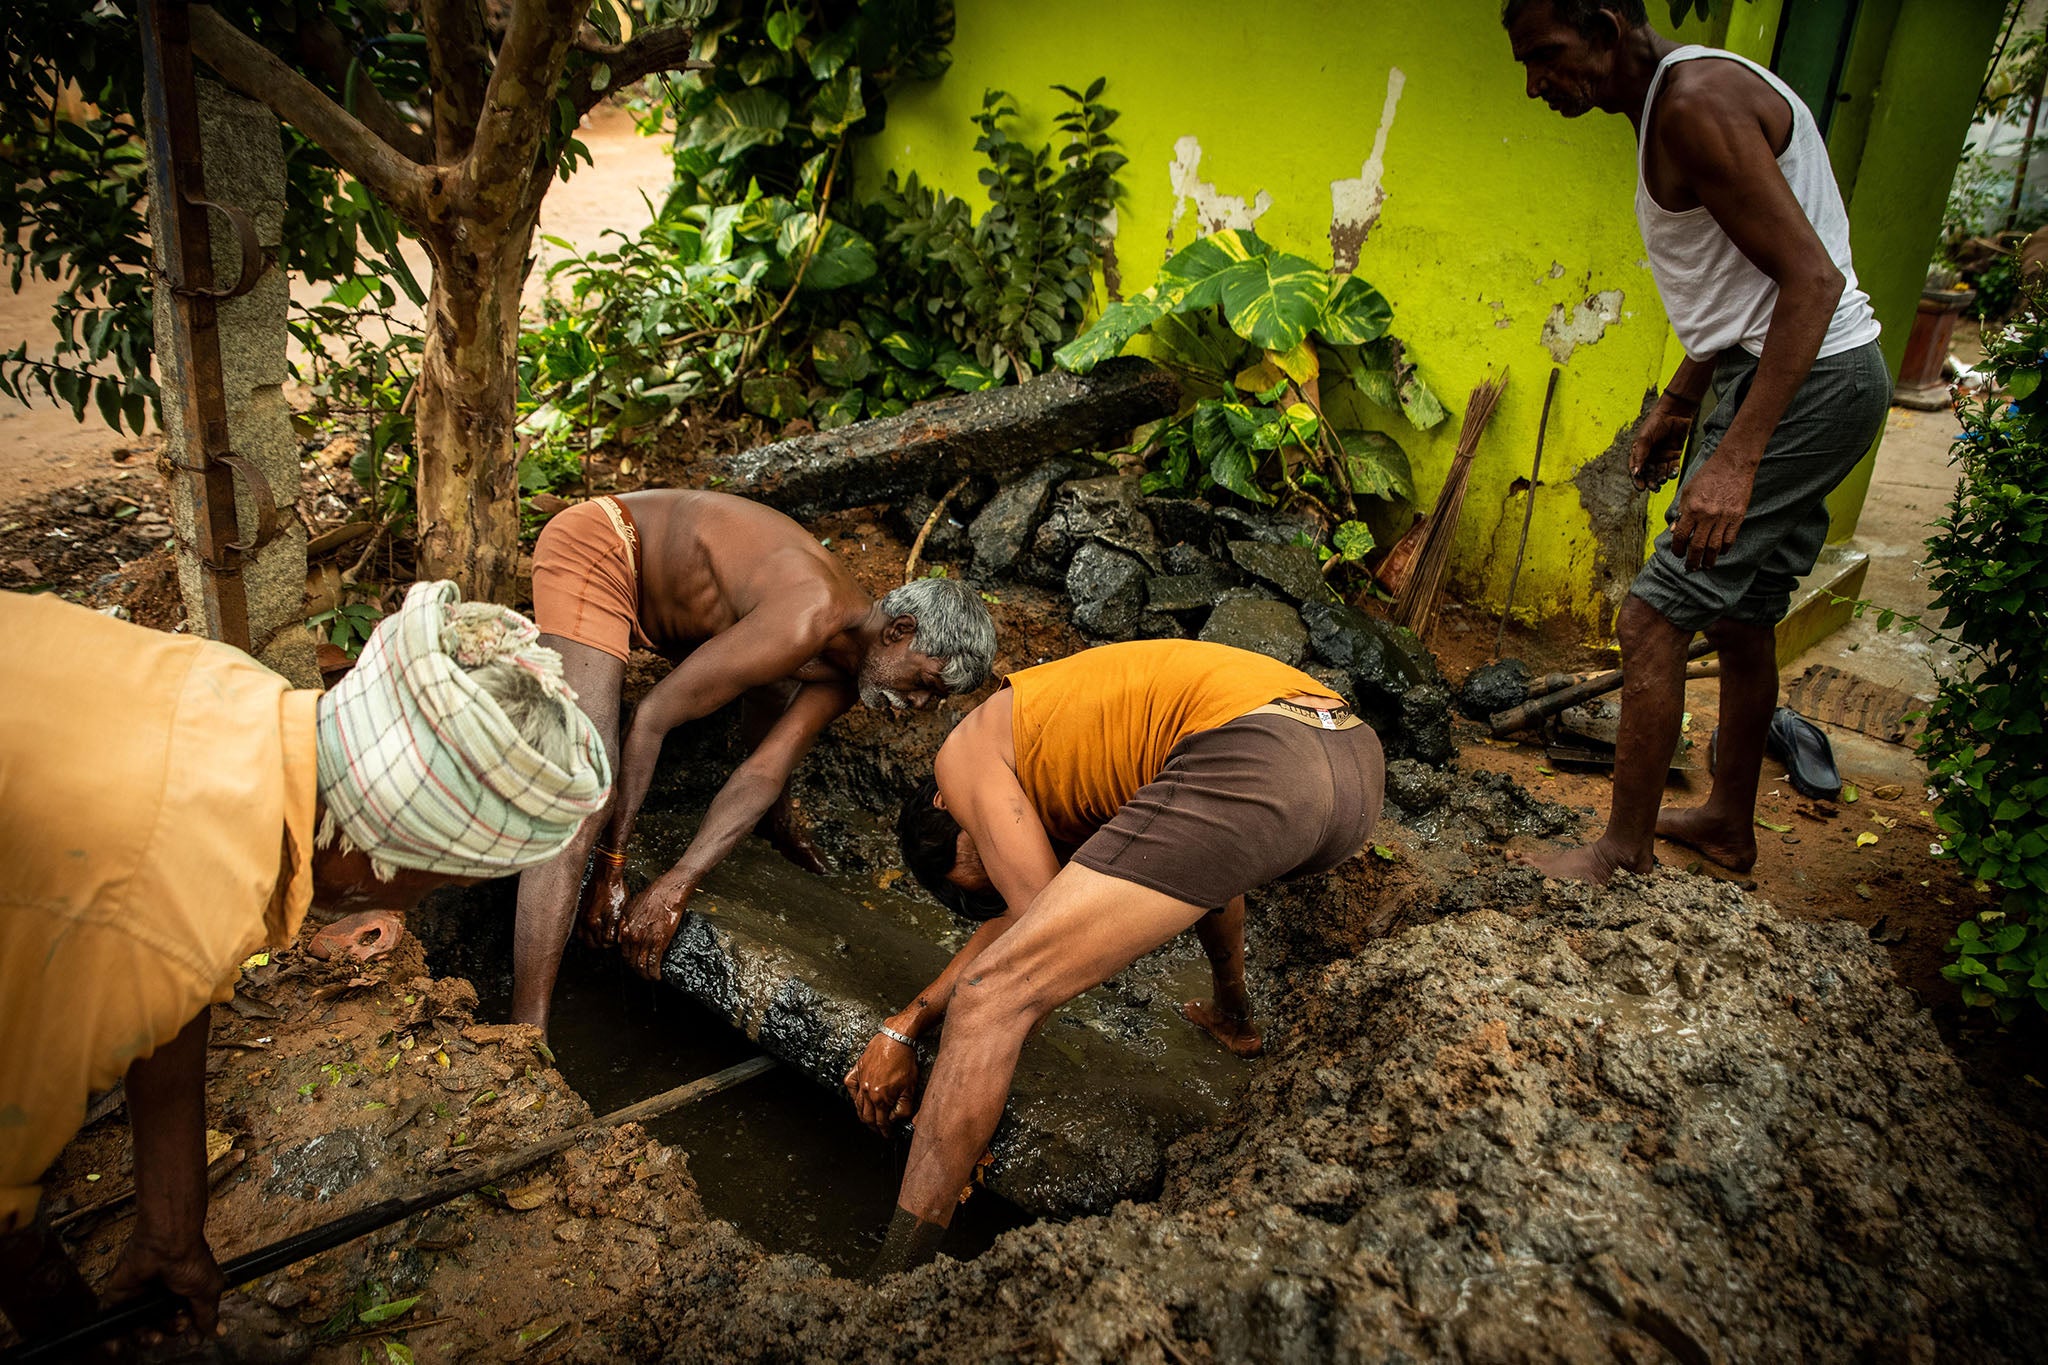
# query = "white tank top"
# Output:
<box><xmin>1635</xmin><ymin>46</ymin><xmax>1880</xmax><ymax>361</ymax></box>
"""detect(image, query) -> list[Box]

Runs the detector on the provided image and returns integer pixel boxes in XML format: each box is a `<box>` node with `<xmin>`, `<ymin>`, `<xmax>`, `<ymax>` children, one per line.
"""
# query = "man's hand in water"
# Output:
<box><xmin>577</xmin><ymin>851</ymin><xmax>631</xmax><ymax>948</ymax></box>
<box><xmin>616</xmin><ymin>871</ymin><xmax>696</xmax><ymax>979</ymax></box>
<box><xmin>843</xmin><ymin>1031</ymin><xmax>918</xmax><ymax>1134</ymax></box>
<box><xmin>756</xmin><ymin>799</ymin><xmax>828</xmax><ymax>876</ymax></box>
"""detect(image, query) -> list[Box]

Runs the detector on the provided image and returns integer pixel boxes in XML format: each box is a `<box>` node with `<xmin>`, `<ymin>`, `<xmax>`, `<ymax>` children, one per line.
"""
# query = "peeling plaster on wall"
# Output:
<box><xmin>1166</xmin><ymin>137</ymin><xmax>1271</xmax><ymax>255</ymax></box>
<box><xmin>1541</xmin><ymin>289</ymin><xmax>1626</xmax><ymax>363</ymax></box>
<box><xmin>1328</xmin><ymin>66</ymin><xmax>1406</xmax><ymax>271</ymax></box>
<box><xmin>1549</xmin><ymin>261</ymin><xmax>1567</xmax><ymax>279</ymax></box>
<box><xmin>1101</xmin><ymin>207</ymin><xmax>1123</xmax><ymax>300</ymax></box>
<box><xmin>1573</xmin><ymin>394</ymin><xmax>1659</xmax><ymax>636</ymax></box>
<box><xmin>1487</xmin><ymin>298</ymin><xmax>1512</xmax><ymax>329</ymax></box>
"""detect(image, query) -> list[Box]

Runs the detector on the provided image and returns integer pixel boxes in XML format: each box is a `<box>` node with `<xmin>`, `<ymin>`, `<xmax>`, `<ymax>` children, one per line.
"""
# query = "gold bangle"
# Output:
<box><xmin>595</xmin><ymin>846</ymin><xmax>628</xmax><ymax>866</ymax></box>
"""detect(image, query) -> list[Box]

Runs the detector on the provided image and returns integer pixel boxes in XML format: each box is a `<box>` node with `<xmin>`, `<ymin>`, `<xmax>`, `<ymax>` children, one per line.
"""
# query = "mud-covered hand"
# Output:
<box><xmin>617</xmin><ymin>872</ymin><xmax>696</xmax><ymax>980</ymax></box>
<box><xmin>1669</xmin><ymin>443</ymin><xmax>1760</xmax><ymax>572</ymax></box>
<box><xmin>1629</xmin><ymin>394</ymin><xmax>1695</xmax><ymax>492</ymax></box>
<box><xmin>106</xmin><ymin>1218</ymin><xmax>223</xmax><ymax>1342</ymax></box>
<box><xmin>843</xmin><ymin>1032</ymin><xmax>919</xmax><ymax>1134</ymax></box>
<box><xmin>577</xmin><ymin>849</ymin><xmax>631</xmax><ymax>949</ymax></box>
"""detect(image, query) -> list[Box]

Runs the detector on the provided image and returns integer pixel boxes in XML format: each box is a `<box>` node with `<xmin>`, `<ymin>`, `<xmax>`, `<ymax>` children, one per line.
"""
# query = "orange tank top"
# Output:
<box><xmin>1005</xmin><ymin>639</ymin><xmax>1332</xmax><ymax>846</ymax></box>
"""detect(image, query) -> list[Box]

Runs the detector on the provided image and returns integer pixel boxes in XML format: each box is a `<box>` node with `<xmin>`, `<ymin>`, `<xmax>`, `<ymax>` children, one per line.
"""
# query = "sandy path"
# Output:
<box><xmin>0</xmin><ymin>103</ymin><xmax>673</xmax><ymax>505</ymax></box>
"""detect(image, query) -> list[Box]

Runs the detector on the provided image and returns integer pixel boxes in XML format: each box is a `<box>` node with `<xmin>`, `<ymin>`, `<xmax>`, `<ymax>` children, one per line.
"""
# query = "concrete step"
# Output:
<box><xmin>628</xmin><ymin>816</ymin><xmax>1249</xmax><ymax>1217</ymax></box>
<box><xmin>1774</xmin><ymin>542</ymin><xmax>1870</xmax><ymax>669</ymax></box>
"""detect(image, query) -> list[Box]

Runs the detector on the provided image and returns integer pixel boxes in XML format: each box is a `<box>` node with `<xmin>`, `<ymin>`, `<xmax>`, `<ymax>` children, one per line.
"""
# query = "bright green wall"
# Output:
<box><xmin>1822</xmin><ymin>0</ymin><xmax>2005</xmax><ymax>538</ymax></box>
<box><xmin>856</xmin><ymin>0</ymin><xmax>1996</xmax><ymax>635</ymax></box>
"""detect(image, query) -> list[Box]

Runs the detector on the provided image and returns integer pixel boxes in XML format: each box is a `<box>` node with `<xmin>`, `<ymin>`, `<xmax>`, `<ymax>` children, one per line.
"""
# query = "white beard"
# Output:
<box><xmin>860</xmin><ymin>684</ymin><xmax>912</xmax><ymax>712</ymax></box>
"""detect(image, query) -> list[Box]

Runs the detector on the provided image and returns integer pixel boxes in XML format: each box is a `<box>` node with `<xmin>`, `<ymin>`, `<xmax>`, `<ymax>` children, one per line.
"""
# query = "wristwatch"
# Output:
<box><xmin>876</xmin><ymin>1024</ymin><xmax>915</xmax><ymax>1048</ymax></box>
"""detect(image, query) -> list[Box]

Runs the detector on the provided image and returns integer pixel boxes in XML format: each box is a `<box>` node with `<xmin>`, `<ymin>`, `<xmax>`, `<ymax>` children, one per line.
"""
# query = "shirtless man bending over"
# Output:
<box><xmin>842</xmin><ymin>639</ymin><xmax>1385</xmax><ymax>1272</ymax></box>
<box><xmin>515</xmin><ymin>489</ymin><xmax>997</xmax><ymax>1032</ymax></box>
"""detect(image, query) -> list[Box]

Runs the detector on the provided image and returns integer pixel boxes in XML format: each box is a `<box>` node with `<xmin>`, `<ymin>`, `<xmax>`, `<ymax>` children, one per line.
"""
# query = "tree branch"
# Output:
<box><xmin>464</xmin><ymin>0</ymin><xmax>582</xmax><ymax>209</ymax></box>
<box><xmin>291</xmin><ymin>11</ymin><xmax>436</xmax><ymax>165</ymax></box>
<box><xmin>420</xmin><ymin>0</ymin><xmax>491</xmax><ymax>163</ymax></box>
<box><xmin>189</xmin><ymin>6</ymin><xmax>431</xmax><ymax>228</ymax></box>
<box><xmin>568</xmin><ymin>20</ymin><xmax>709</xmax><ymax>117</ymax></box>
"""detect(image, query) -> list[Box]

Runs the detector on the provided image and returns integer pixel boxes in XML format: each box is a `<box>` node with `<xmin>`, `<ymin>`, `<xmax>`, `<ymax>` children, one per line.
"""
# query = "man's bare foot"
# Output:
<box><xmin>1510</xmin><ymin>838</ymin><xmax>1655</xmax><ymax>885</ymax></box>
<box><xmin>1655</xmin><ymin>805</ymin><xmax>1758</xmax><ymax>873</ymax></box>
<box><xmin>1181</xmin><ymin>1000</ymin><xmax>1264</xmax><ymax>1057</ymax></box>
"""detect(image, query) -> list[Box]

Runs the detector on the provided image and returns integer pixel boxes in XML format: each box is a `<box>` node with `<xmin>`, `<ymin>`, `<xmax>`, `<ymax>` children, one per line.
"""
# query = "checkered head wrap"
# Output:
<box><xmin>314</xmin><ymin>581</ymin><xmax>612</xmax><ymax>879</ymax></box>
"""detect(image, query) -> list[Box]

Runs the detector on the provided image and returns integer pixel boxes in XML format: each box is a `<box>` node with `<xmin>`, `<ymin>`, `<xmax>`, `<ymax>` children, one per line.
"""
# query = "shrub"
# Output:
<box><xmin>1927</xmin><ymin>300</ymin><xmax>2048</xmax><ymax>1019</ymax></box>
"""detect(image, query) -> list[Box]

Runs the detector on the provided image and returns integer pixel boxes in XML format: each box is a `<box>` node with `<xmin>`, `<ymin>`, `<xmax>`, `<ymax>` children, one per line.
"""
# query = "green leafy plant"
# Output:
<box><xmin>309</xmin><ymin>602</ymin><xmax>386</xmax><ymax>658</ymax></box>
<box><xmin>1925</xmin><ymin>299</ymin><xmax>2048</xmax><ymax>1019</ymax></box>
<box><xmin>1056</xmin><ymin>227</ymin><xmax>1439</xmax><ymax>560</ymax></box>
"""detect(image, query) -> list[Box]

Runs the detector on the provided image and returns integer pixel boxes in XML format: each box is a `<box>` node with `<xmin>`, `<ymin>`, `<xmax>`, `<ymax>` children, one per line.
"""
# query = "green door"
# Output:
<box><xmin>1772</xmin><ymin>0</ymin><xmax>1865</xmax><ymax>136</ymax></box>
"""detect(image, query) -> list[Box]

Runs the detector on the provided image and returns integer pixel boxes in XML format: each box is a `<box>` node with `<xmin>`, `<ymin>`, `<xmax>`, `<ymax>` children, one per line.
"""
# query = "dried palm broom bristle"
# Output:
<box><xmin>1392</xmin><ymin>370</ymin><xmax>1509</xmax><ymax>639</ymax></box>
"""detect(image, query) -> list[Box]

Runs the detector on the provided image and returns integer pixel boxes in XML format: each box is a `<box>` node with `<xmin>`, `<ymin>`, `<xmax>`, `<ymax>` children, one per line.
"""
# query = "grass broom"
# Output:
<box><xmin>1391</xmin><ymin>369</ymin><xmax>1509</xmax><ymax>640</ymax></box>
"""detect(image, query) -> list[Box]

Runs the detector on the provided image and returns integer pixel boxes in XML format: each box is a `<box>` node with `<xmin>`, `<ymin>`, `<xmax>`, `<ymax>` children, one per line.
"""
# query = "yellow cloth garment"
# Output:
<box><xmin>0</xmin><ymin>592</ymin><xmax>318</xmax><ymax>1227</ymax></box>
<box><xmin>1005</xmin><ymin>639</ymin><xmax>1332</xmax><ymax>847</ymax></box>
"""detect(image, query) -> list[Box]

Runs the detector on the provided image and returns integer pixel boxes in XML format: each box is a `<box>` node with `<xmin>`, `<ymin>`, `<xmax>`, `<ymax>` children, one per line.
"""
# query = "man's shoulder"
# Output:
<box><xmin>1656</xmin><ymin>53</ymin><xmax>1783</xmax><ymax>130</ymax></box>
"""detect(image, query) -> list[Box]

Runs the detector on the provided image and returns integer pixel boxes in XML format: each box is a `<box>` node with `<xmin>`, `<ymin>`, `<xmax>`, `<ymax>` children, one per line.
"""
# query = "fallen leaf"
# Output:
<box><xmin>1872</xmin><ymin>783</ymin><xmax>1904</xmax><ymax>801</ymax></box>
<box><xmin>517</xmin><ymin>1318</ymin><xmax>566</xmax><ymax>1351</ymax></box>
<box><xmin>1534</xmin><ymin>766</ymin><xmax>1555</xmax><ymax>776</ymax></box>
<box><xmin>1855</xmin><ymin>832</ymin><xmax>1879</xmax><ymax>847</ymax></box>
<box><xmin>205</xmin><ymin>1129</ymin><xmax>233</xmax><ymax>1164</ymax></box>
<box><xmin>1853</xmin><ymin>884</ymin><xmax>1873</xmax><ymax>901</ymax></box>
<box><xmin>357</xmin><ymin>1295</ymin><xmax>420</xmax><ymax>1326</ymax></box>
<box><xmin>385</xmin><ymin>1343</ymin><xmax>417</xmax><ymax>1365</ymax></box>
<box><xmin>1755</xmin><ymin>818</ymin><xmax>1793</xmax><ymax>833</ymax></box>
<box><xmin>877</xmin><ymin>869</ymin><xmax>905</xmax><ymax>890</ymax></box>
<box><xmin>503</xmin><ymin>1175</ymin><xmax>557</xmax><ymax>1211</ymax></box>
<box><xmin>1872</xmin><ymin>815</ymin><xmax>1899</xmax><ymax>830</ymax></box>
<box><xmin>85</xmin><ymin>1173</ymin><xmax>100</xmax><ymax>1183</ymax></box>
<box><xmin>1842</xmin><ymin>784</ymin><xmax>1860</xmax><ymax>803</ymax></box>
<box><xmin>240</xmin><ymin>952</ymin><xmax>270</xmax><ymax>970</ymax></box>
<box><xmin>1371</xmin><ymin>845</ymin><xmax>1397</xmax><ymax>862</ymax></box>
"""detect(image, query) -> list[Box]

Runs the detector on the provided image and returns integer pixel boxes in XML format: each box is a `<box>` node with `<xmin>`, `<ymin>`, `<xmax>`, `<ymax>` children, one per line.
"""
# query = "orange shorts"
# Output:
<box><xmin>530</xmin><ymin>497</ymin><xmax>653</xmax><ymax>662</ymax></box>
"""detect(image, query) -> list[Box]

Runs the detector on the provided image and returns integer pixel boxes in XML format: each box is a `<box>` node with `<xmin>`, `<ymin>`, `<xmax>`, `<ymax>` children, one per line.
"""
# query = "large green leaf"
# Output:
<box><xmin>811</xmin><ymin>323</ymin><xmax>873</xmax><ymax>386</ymax></box>
<box><xmin>742</xmin><ymin>374</ymin><xmax>807</xmax><ymax>420</ymax></box>
<box><xmin>798</xmin><ymin>222</ymin><xmax>877</xmax><ymax>290</ymax></box>
<box><xmin>682</xmin><ymin>89</ymin><xmax>790</xmax><ymax>162</ymax></box>
<box><xmin>1337</xmin><ymin>429</ymin><xmax>1416</xmax><ymax>501</ymax></box>
<box><xmin>1052</xmin><ymin>290</ymin><xmax>1164</xmax><ymax>373</ymax></box>
<box><xmin>1216</xmin><ymin>250</ymin><xmax>1330</xmax><ymax>352</ymax></box>
<box><xmin>1318</xmin><ymin>276</ymin><xmax>1393</xmax><ymax>345</ymax></box>
<box><xmin>1191</xmin><ymin>400</ymin><xmax>1274</xmax><ymax>504</ymax></box>
<box><xmin>1157</xmin><ymin>228</ymin><xmax>1269</xmax><ymax>312</ymax></box>
<box><xmin>807</xmin><ymin>65</ymin><xmax>866</xmax><ymax>139</ymax></box>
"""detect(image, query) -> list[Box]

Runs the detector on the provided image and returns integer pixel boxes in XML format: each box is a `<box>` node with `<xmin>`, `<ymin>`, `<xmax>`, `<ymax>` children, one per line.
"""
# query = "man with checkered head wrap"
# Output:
<box><xmin>0</xmin><ymin>583</ymin><xmax>610</xmax><ymax>1344</ymax></box>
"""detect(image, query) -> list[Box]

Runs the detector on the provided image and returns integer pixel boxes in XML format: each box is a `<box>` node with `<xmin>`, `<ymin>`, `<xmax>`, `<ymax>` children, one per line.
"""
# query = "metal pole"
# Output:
<box><xmin>138</xmin><ymin>0</ymin><xmax>268</xmax><ymax>652</ymax></box>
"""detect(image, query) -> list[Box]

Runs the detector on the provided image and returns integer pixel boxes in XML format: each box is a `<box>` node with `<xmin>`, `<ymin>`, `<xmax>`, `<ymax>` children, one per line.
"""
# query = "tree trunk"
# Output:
<box><xmin>413</xmin><ymin>212</ymin><xmax>536</xmax><ymax>603</ymax></box>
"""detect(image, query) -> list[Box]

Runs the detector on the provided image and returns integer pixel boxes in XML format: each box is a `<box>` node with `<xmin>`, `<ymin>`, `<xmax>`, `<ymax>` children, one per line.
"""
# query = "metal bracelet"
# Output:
<box><xmin>876</xmin><ymin>1024</ymin><xmax>915</xmax><ymax>1049</ymax></box>
<box><xmin>595</xmin><ymin>846</ymin><xmax>628</xmax><ymax>866</ymax></box>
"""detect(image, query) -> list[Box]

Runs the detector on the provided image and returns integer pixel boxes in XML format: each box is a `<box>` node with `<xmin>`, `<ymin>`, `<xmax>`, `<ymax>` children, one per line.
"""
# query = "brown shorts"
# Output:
<box><xmin>1071</xmin><ymin>713</ymin><xmax>1386</xmax><ymax>910</ymax></box>
<box><xmin>530</xmin><ymin>497</ymin><xmax>653</xmax><ymax>662</ymax></box>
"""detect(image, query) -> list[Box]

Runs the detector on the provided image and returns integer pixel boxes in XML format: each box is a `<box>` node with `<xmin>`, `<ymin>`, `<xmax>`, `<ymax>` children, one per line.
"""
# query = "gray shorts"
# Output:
<box><xmin>1070</xmin><ymin>714</ymin><xmax>1385</xmax><ymax>910</ymax></box>
<box><xmin>1631</xmin><ymin>339</ymin><xmax>1890</xmax><ymax>632</ymax></box>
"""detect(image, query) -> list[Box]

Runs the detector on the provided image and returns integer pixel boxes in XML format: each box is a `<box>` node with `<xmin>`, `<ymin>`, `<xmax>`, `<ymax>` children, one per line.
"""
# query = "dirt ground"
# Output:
<box><xmin>7</xmin><ymin>95</ymin><xmax>2043</xmax><ymax>1364</ymax></box>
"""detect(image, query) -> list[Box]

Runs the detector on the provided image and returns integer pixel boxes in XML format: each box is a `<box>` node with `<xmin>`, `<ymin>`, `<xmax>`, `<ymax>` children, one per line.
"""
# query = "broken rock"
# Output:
<box><xmin>967</xmin><ymin>460</ymin><xmax>1078</xmax><ymax>582</ymax></box>
<box><xmin>1199</xmin><ymin>598</ymin><xmax>1309</xmax><ymax>666</ymax></box>
<box><xmin>1227</xmin><ymin>539</ymin><xmax>1338</xmax><ymax>606</ymax></box>
<box><xmin>1459</xmin><ymin>658</ymin><xmax>1531</xmax><ymax>718</ymax></box>
<box><xmin>1023</xmin><ymin>474</ymin><xmax>1160</xmax><ymax>586</ymax></box>
<box><xmin>1067</xmin><ymin>543</ymin><xmax>1149</xmax><ymax>640</ymax></box>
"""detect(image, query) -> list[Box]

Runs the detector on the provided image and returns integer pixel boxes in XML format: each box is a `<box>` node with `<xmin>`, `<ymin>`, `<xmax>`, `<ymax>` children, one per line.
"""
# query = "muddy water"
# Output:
<box><xmin>415</xmin><ymin>887</ymin><xmax>1031</xmax><ymax>1276</ymax></box>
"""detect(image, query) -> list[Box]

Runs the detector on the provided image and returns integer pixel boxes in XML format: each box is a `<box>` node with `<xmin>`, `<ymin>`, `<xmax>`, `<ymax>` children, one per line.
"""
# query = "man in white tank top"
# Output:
<box><xmin>1503</xmin><ymin>0</ymin><xmax>1890</xmax><ymax>883</ymax></box>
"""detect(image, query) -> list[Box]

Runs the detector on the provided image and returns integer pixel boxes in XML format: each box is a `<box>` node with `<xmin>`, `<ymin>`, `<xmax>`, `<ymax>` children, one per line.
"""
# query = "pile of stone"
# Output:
<box><xmin>962</xmin><ymin>462</ymin><xmax>1454</xmax><ymax>764</ymax></box>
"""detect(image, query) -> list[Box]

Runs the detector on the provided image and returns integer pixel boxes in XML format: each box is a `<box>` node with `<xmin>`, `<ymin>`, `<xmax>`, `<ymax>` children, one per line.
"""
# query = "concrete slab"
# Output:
<box><xmin>628</xmin><ymin>815</ymin><xmax>1249</xmax><ymax>1217</ymax></box>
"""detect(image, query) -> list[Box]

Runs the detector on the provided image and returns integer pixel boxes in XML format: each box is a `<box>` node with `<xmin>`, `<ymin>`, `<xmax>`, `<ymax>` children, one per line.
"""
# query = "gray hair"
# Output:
<box><xmin>879</xmin><ymin>576</ymin><xmax>998</xmax><ymax>692</ymax></box>
<box><xmin>466</xmin><ymin>654</ymin><xmax>580</xmax><ymax>770</ymax></box>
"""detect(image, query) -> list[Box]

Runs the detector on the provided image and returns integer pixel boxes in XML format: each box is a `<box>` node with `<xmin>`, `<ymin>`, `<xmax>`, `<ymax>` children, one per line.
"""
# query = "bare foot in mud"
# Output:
<box><xmin>1655</xmin><ymin>805</ymin><xmax>1758</xmax><ymax>873</ymax></box>
<box><xmin>1511</xmin><ymin>840</ymin><xmax>1655</xmax><ymax>886</ymax></box>
<box><xmin>1182</xmin><ymin>1000</ymin><xmax>1264</xmax><ymax>1057</ymax></box>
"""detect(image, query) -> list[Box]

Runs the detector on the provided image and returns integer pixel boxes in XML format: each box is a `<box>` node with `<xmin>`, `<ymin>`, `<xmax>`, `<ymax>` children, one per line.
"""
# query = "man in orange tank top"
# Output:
<box><xmin>1504</xmin><ymin>1</ymin><xmax>1888</xmax><ymax>883</ymax></box>
<box><xmin>842</xmin><ymin>640</ymin><xmax>1385</xmax><ymax>1272</ymax></box>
